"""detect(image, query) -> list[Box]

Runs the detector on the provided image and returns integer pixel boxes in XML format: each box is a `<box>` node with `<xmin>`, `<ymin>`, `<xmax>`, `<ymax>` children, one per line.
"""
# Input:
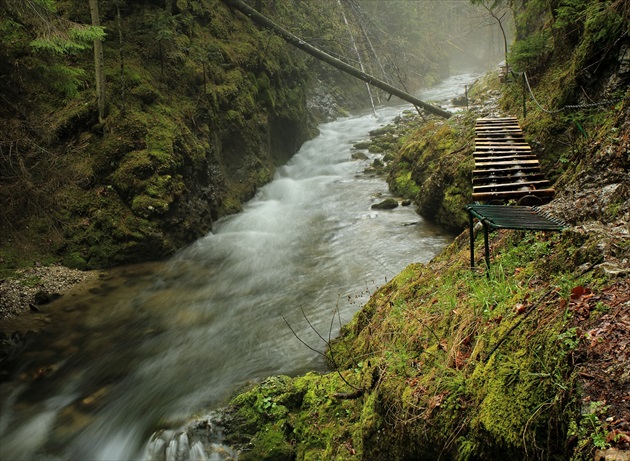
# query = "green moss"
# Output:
<box><xmin>384</xmin><ymin>115</ymin><xmax>474</xmax><ymax>232</ymax></box>
<box><xmin>391</xmin><ymin>171</ymin><xmax>419</xmax><ymax>197</ymax></box>
<box><xmin>131</xmin><ymin>194</ymin><xmax>169</xmax><ymax>216</ymax></box>
<box><xmin>62</xmin><ymin>252</ymin><xmax>88</xmax><ymax>270</ymax></box>
<box><xmin>224</xmin><ymin>214</ymin><xmax>621</xmax><ymax>459</ymax></box>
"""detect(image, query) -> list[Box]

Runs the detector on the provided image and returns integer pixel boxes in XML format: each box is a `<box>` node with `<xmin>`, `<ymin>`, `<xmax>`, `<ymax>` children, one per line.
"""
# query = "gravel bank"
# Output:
<box><xmin>0</xmin><ymin>266</ymin><xmax>98</xmax><ymax>325</ymax></box>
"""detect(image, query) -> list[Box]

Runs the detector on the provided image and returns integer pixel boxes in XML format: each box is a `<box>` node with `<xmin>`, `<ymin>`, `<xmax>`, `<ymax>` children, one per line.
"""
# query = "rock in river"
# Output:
<box><xmin>371</xmin><ymin>198</ymin><xmax>399</xmax><ymax>210</ymax></box>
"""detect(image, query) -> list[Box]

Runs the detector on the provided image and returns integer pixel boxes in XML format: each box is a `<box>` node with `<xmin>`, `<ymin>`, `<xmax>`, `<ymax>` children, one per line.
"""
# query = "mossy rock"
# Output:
<box><xmin>371</xmin><ymin>198</ymin><xmax>398</xmax><ymax>210</ymax></box>
<box><xmin>351</xmin><ymin>151</ymin><xmax>369</xmax><ymax>160</ymax></box>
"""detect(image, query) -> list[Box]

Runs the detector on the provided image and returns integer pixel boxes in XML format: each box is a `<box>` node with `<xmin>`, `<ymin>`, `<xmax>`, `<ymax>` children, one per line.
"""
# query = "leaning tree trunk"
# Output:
<box><xmin>89</xmin><ymin>0</ymin><xmax>107</xmax><ymax>123</ymax></box>
<box><xmin>223</xmin><ymin>0</ymin><xmax>452</xmax><ymax>119</ymax></box>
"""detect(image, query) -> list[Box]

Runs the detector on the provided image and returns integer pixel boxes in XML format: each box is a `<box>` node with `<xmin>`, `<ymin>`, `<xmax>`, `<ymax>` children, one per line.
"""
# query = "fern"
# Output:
<box><xmin>509</xmin><ymin>30</ymin><xmax>552</xmax><ymax>71</ymax></box>
<box><xmin>47</xmin><ymin>64</ymin><xmax>87</xmax><ymax>98</ymax></box>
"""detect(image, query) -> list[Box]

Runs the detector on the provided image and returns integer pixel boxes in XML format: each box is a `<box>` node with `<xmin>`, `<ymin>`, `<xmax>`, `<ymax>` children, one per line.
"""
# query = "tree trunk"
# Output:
<box><xmin>89</xmin><ymin>0</ymin><xmax>107</xmax><ymax>123</ymax></box>
<box><xmin>223</xmin><ymin>0</ymin><xmax>452</xmax><ymax>119</ymax></box>
<box><xmin>336</xmin><ymin>0</ymin><xmax>376</xmax><ymax>114</ymax></box>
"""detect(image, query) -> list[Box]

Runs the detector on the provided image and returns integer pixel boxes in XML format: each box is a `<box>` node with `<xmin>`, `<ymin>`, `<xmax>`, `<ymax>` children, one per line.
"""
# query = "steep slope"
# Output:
<box><xmin>221</xmin><ymin>1</ymin><xmax>630</xmax><ymax>460</ymax></box>
<box><xmin>0</xmin><ymin>0</ymin><xmax>367</xmax><ymax>270</ymax></box>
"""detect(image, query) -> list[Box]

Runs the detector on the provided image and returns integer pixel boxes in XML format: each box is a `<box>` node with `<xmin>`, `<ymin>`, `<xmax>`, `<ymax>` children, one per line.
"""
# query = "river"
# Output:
<box><xmin>0</xmin><ymin>73</ymin><xmax>478</xmax><ymax>460</ymax></box>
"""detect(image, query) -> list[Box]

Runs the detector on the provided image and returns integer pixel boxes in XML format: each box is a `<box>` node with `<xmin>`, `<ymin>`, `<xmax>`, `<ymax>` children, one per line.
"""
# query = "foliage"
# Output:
<box><xmin>509</xmin><ymin>29</ymin><xmax>552</xmax><ymax>72</ymax></box>
<box><xmin>29</xmin><ymin>24</ymin><xmax>105</xmax><ymax>55</ymax></box>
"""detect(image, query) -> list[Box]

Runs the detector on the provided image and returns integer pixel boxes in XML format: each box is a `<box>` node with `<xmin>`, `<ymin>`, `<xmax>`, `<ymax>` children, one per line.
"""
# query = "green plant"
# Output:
<box><xmin>558</xmin><ymin>327</ymin><xmax>580</xmax><ymax>350</ymax></box>
<box><xmin>509</xmin><ymin>30</ymin><xmax>552</xmax><ymax>71</ymax></box>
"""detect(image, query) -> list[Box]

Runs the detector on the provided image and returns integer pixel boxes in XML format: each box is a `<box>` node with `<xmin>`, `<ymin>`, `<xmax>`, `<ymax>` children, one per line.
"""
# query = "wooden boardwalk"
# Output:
<box><xmin>472</xmin><ymin>117</ymin><xmax>554</xmax><ymax>204</ymax></box>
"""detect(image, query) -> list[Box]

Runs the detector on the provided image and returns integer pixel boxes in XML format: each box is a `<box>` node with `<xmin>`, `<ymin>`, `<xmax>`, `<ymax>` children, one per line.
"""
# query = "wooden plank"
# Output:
<box><xmin>475</xmin><ymin>159</ymin><xmax>540</xmax><ymax>167</ymax></box>
<box><xmin>475</xmin><ymin>146</ymin><xmax>531</xmax><ymax>151</ymax></box>
<box><xmin>474</xmin><ymin>152</ymin><xmax>536</xmax><ymax>158</ymax></box>
<box><xmin>473</xmin><ymin>180</ymin><xmax>551</xmax><ymax>192</ymax></box>
<box><xmin>473</xmin><ymin>150</ymin><xmax>538</xmax><ymax>161</ymax></box>
<box><xmin>472</xmin><ymin>188</ymin><xmax>555</xmax><ymax>201</ymax></box>
<box><xmin>474</xmin><ymin>154</ymin><xmax>538</xmax><ymax>162</ymax></box>
<box><xmin>476</xmin><ymin>135</ymin><xmax>526</xmax><ymax>140</ymax></box>
<box><xmin>473</xmin><ymin>174</ymin><xmax>546</xmax><ymax>185</ymax></box>
<box><xmin>476</xmin><ymin>117</ymin><xmax>518</xmax><ymax>123</ymax></box>
<box><xmin>476</xmin><ymin>134</ymin><xmax>524</xmax><ymax>138</ymax></box>
<box><xmin>473</xmin><ymin>154</ymin><xmax>538</xmax><ymax>161</ymax></box>
<box><xmin>476</xmin><ymin>131</ymin><xmax>524</xmax><ymax>135</ymax></box>
<box><xmin>475</xmin><ymin>143</ymin><xmax>531</xmax><ymax>148</ymax></box>
<box><xmin>473</xmin><ymin>166</ymin><xmax>540</xmax><ymax>175</ymax></box>
<box><xmin>476</xmin><ymin>126</ymin><xmax>520</xmax><ymax>130</ymax></box>
<box><xmin>476</xmin><ymin>135</ymin><xmax>525</xmax><ymax>139</ymax></box>
<box><xmin>476</xmin><ymin>120</ymin><xmax>519</xmax><ymax>124</ymax></box>
<box><xmin>473</xmin><ymin>169</ymin><xmax>543</xmax><ymax>178</ymax></box>
<box><xmin>476</xmin><ymin>123</ymin><xmax>521</xmax><ymax>128</ymax></box>
<box><xmin>475</xmin><ymin>127</ymin><xmax>521</xmax><ymax>132</ymax></box>
<box><xmin>472</xmin><ymin>167</ymin><xmax>542</xmax><ymax>175</ymax></box>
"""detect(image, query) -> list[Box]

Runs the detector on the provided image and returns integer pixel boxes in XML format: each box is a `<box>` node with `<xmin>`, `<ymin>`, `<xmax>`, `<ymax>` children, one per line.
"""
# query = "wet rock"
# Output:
<box><xmin>353</xmin><ymin>141</ymin><xmax>371</xmax><ymax>150</ymax></box>
<box><xmin>372</xmin><ymin>158</ymin><xmax>384</xmax><ymax>168</ymax></box>
<box><xmin>371</xmin><ymin>198</ymin><xmax>399</xmax><ymax>210</ymax></box>
<box><xmin>452</xmin><ymin>95</ymin><xmax>468</xmax><ymax>106</ymax></box>
<box><xmin>34</xmin><ymin>290</ymin><xmax>62</xmax><ymax>305</ymax></box>
<box><xmin>594</xmin><ymin>448</ymin><xmax>630</xmax><ymax>461</ymax></box>
<box><xmin>369</xmin><ymin>126</ymin><xmax>395</xmax><ymax>137</ymax></box>
<box><xmin>351</xmin><ymin>152</ymin><xmax>368</xmax><ymax>160</ymax></box>
<box><xmin>401</xmin><ymin>200</ymin><xmax>413</xmax><ymax>207</ymax></box>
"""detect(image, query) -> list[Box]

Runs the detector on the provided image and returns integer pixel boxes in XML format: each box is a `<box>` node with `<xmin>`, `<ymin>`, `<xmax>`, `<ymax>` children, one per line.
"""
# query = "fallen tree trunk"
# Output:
<box><xmin>223</xmin><ymin>0</ymin><xmax>453</xmax><ymax>119</ymax></box>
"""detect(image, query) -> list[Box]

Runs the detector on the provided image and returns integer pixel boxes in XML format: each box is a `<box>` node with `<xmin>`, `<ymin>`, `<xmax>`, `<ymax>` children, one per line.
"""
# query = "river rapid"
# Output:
<box><xmin>0</xmin><ymin>73</ymin><xmax>478</xmax><ymax>460</ymax></box>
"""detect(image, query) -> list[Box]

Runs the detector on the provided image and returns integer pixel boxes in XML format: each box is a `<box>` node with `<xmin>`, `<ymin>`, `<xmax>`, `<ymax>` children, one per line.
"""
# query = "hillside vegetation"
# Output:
<box><xmin>0</xmin><ymin>0</ymin><xmax>397</xmax><ymax>271</ymax></box>
<box><xmin>1</xmin><ymin>0</ymin><xmax>307</xmax><ymax>269</ymax></box>
<box><xmin>222</xmin><ymin>1</ymin><xmax>630</xmax><ymax>460</ymax></box>
<box><xmin>0</xmin><ymin>0</ymin><xmax>493</xmax><ymax>273</ymax></box>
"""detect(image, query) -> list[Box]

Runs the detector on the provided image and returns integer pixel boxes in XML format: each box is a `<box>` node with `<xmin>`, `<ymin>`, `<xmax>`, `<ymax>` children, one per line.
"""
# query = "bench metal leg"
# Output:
<box><xmin>483</xmin><ymin>223</ymin><xmax>491</xmax><ymax>276</ymax></box>
<box><xmin>469</xmin><ymin>213</ymin><xmax>475</xmax><ymax>269</ymax></box>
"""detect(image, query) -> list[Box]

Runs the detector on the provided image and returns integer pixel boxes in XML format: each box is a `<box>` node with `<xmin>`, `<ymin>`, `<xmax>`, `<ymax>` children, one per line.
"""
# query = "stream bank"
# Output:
<box><xmin>218</xmin><ymin>69</ymin><xmax>630</xmax><ymax>460</ymax></box>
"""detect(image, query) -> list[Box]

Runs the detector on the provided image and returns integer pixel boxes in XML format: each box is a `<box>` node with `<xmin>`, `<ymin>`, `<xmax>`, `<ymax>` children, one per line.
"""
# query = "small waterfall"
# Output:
<box><xmin>143</xmin><ymin>414</ymin><xmax>238</xmax><ymax>461</ymax></box>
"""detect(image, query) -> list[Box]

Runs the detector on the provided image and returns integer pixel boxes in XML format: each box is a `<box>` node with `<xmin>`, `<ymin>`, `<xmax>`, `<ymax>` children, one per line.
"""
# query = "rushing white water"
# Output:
<box><xmin>0</xmin><ymin>74</ymin><xmax>478</xmax><ymax>460</ymax></box>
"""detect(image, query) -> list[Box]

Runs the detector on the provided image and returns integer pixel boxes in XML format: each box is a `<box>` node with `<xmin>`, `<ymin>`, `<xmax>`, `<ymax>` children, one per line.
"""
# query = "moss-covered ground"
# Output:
<box><xmin>223</xmin><ymin>212</ymin><xmax>629</xmax><ymax>460</ymax></box>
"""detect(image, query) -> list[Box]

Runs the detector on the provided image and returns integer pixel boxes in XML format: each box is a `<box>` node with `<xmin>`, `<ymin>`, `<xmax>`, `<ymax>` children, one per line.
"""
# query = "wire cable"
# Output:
<box><xmin>523</xmin><ymin>71</ymin><xmax>622</xmax><ymax>114</ymax></box>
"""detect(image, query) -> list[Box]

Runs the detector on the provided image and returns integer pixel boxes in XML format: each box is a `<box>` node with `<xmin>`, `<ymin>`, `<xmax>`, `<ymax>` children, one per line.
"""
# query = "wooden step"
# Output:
<box><xmin>472</xmin><ymin>174</ymin><xmax>546</xmax><ymax>185</ymax></box>
<box><xmin>475</xmin><ymin>146</ymin><xmax>532</xmax><ymax>151</ymax></box>
<box><xmin>476</xmin><ymin>117</ymin><xmax>518</xmax><ymax>123</ymax></box>
<box><xmin>473</xmin><ymin>179</ymin><xmax>551</xmax><ymax>192</ymax></box>
<box><xmin>475</xmin><ymin>127</ymin><xmax>522</xmax><ymax>132</ymax></box>
<box><xmin>475</xmin><ymin>140</ymin><xmax>529</xmax><ymax>144</ymax></box>
<box><xmin>474</xmin><ymin>159</ymin><xmax>540</xmax><ymax>167</ymax></box>
<box><xmin>473</xmin><ymin>168</ymin><xmax>544</xmax><ymax>178</ymax></box>
<box><xmin>475</xmin><ymin>144</ymin><xmax>531</xmax><ymax>150</ymax></box>
<box><xmin>473</xmin><ymin>154</ymin><xmax>538</xmax><ymax>162</ymax></box>
<box><xmin>472</xmin><ymin>167</ymin><xmax>544</xmax><ymax>177</ymax></box>
<box><xmin>473</xmin><ymin>166</ymin><xmax>542</xmax><ymax>175</ymax></box>
<box><xmin>476</xmin><ymin>132</ymin><xmax>523</xmax><ymax>137</ymax></box>
<box><xmin>472</xmin><ymin>188</ymin><xmax>555</xmax><ymax>201</ymax></box>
